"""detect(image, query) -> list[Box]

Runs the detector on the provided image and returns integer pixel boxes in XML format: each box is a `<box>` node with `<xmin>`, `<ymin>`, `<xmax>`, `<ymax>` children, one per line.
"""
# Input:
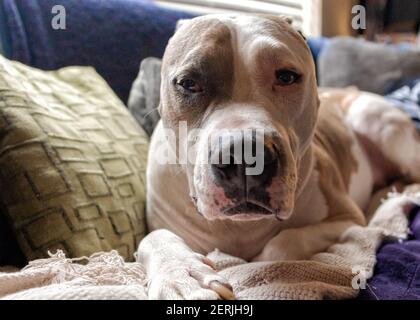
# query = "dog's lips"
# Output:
<box><xmin>274</xmin><ymin>207</ymin><xmax>293</xmax><ymax>221</ymax></box>
<box><xmin>222</xmin><ymin>201</ymin><xmax>274</xmax><ymax>216</ymax></box>
<box><xmin>191</xmin><ymin>189</ymin><xmax>288</xmax><ymax>221</ymax></box>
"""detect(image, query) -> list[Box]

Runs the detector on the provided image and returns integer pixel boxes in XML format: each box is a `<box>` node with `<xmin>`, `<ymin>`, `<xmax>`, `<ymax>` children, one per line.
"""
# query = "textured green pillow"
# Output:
<box><xmin>0</xmin><ymin>56</ymin><xmax>148</xmax><ymax>261</ymax></box>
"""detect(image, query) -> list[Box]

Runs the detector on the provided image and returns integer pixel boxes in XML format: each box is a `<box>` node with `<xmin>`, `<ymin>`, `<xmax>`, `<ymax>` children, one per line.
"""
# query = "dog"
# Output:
<box><xmin>137</xmin><ymin>14</ymin><xmax>420</xmax><ymax>299</ymax></box>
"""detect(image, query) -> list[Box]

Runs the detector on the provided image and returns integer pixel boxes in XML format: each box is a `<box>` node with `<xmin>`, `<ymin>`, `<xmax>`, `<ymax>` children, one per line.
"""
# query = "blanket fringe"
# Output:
<box><xmin>22</xmin><ymin>250</ymin><xmax>146</xmax><ymax>287</ymax></box>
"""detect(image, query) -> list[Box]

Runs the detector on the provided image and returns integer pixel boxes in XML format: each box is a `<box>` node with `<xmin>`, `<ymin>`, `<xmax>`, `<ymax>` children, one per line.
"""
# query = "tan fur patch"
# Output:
<box><xmin>314</xmin><ymin>101</ymin><xmax>358</xmax><ymax>190</ymax></box>
<box><xmin>313</xmin><ymin>144</ymin><xmax>365</xmax><ymax>225</ymax></box>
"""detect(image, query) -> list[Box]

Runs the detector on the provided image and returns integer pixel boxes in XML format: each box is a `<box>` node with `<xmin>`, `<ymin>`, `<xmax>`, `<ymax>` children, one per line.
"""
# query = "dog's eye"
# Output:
<box><xmin>275</xmin><ymin>70</ymin><xmax>301</xmax><ymax>86</ymax></box>
<box><xmin>177</xmin><ymin>79</ymin><xmax>203</xmax><ymax>93</ymax></box>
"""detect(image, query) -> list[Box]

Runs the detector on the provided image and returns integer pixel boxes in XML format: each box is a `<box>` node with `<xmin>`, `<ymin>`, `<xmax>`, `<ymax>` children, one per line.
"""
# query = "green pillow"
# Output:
<box><xmin>0</xmin><ymin>56</ymin><xmax>148</xmax><ymax>261</ymax></box>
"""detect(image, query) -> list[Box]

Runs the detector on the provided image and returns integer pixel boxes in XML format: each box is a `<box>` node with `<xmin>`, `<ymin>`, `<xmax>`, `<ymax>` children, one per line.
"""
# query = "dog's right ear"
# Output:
<box><xmin>280</xmin><ymin>16</ymin><xmax>293</xmax><ymax>25</ymax></box>
<box><xmin>175</xmin><ymin>19</ymin><xmax>191</xmax><ymax>32</ymax></box>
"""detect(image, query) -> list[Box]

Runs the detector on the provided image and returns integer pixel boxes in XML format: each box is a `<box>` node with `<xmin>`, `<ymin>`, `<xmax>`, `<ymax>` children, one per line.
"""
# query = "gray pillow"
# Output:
<box><xmin>128</xmin><ymin>57</ymin><xmax>162</xmax><ymax>136</ymax></box>
<box><xmin>318</xmin><ymin>37</ymin><xmax>420</xmax><ymax>94</ymax></box>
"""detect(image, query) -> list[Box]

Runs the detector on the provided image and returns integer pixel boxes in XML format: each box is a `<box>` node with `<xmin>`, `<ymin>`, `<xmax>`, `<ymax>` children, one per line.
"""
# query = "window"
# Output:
<box><xmin>156</xmin><ymin>0</ymin><xmax>323</xmax><ymax>36</ymax></box>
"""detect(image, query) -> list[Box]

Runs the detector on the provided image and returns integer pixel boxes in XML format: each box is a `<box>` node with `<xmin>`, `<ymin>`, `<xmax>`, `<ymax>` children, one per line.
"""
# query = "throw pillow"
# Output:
<box><xmin>0</xmin><ymin>55</ymin><xmax>148</xmax><ymax>261</ymax></box>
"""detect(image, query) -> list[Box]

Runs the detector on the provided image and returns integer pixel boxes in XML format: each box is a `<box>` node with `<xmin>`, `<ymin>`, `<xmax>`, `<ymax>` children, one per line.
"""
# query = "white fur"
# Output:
<box><xmin>138</xmin><ymin>16</ymin><xmax>420</xmax><ymax>300</ymax></box>
<box><xmin>347</xmin><ymin>92</ymin><xmax>420</xmax><ymax>182</ymax></box>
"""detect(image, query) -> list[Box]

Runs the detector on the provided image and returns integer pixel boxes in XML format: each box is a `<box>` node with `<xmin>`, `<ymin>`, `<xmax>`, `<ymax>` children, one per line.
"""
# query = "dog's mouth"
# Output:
<box><xmin>192</xmin><ymin>194</ymin><xmax>289</xmax><ymax>221</ymax></box>
<box><xmin>222</xmin><ymin>201</ymin><xmax>274</xmax><ymax>216</ymax></box>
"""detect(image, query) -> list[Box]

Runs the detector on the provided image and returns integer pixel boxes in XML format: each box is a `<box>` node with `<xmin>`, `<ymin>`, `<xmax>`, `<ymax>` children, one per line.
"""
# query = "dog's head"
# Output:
<box><xmin>158</xmin><ymin>14</ymin><xmax>319</xmax><ymax>221</ymax></box>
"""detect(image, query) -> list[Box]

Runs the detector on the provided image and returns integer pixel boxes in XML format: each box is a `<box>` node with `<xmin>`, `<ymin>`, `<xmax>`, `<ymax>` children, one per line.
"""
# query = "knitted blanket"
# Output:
<box><xmin>0</xmin><ymin>191</ymin><xmax>418</xmax><ymax>300</ymax></box>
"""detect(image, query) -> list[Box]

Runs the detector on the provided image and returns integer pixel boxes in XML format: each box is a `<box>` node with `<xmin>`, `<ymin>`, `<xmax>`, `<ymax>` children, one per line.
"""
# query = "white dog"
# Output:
<box><xmin>137</xmin><ymin>14</ymin><xmax>420</xmax><ymax>299</ymax></box>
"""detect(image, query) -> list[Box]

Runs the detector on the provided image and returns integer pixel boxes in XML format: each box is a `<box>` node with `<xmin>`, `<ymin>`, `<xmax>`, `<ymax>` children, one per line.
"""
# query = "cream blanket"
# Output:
<box><xmin>0</xmin><ymin>191</ymin><xmax>418</xmax><ymax>300</ymax></box>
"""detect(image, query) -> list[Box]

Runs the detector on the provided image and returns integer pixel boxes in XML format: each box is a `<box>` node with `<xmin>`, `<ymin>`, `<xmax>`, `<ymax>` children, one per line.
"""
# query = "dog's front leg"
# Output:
<box><xmin>137</xmin><ymin>229</ymin><xmax>234</xmax><ymax>300</ymax></box>
<box><xmin>252</xmin><ymin>220</ymin><xmax>356</xmax><ymax>262</ymax></box>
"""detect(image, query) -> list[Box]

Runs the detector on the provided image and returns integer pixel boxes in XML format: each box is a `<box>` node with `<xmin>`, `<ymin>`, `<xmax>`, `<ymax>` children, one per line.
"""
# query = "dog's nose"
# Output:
<box><xmin>210</xmin><ymin>133</ymin><xmax>279</xmax><ymax>196</ymax></box>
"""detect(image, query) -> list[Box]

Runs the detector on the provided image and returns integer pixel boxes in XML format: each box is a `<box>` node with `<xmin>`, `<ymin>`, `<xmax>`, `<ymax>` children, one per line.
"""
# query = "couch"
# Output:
<box><xmin>1</xmin><ymin>0</ymin><xmax>420</xmax><ymax>300</ymax></box>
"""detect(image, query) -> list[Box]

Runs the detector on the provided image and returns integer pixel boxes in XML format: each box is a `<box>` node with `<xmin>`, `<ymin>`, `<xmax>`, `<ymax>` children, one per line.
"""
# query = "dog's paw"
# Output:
<box><xmin>138</xmin><ymin>229</ymin><xmax>234</xmax><ymax>300</ymax></box>
<box><xmin>148</xmin><ymin>253</ymin><xmax>234</xmax><ymax>300</ymax></box>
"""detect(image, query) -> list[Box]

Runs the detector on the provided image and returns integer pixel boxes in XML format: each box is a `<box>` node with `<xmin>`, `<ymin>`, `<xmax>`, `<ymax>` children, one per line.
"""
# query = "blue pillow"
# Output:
<box><xmin>0</xmin><ymin>1</ymin><xmax>11</xmax><ymax>57</ymax></box>
<box><xmin>2</xmin><ymin>0</ymin><xmax>194</xmax><ymax>103</ymax></box>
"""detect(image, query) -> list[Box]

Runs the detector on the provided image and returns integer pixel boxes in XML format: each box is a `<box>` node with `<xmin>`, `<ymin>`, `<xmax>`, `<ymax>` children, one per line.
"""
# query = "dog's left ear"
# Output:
<box><xmin>279</xmin><ymin>16</ymin><xmax>307</xmax><ymax>42</ymax></box>
<box><xmin>297</xmin><ymin>30</ymin><xmax>307</xmax><ymax>41</ymax></box>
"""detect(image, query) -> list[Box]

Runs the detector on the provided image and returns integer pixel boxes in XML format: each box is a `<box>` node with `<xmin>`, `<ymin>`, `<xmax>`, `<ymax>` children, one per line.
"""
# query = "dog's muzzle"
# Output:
<box><xmin>209</xmin><ymin>132</ymin><xmax>281</xmax><ymax>216</ymax></box>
